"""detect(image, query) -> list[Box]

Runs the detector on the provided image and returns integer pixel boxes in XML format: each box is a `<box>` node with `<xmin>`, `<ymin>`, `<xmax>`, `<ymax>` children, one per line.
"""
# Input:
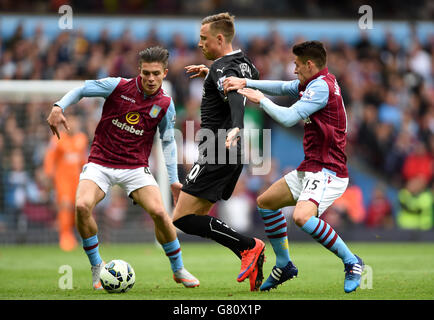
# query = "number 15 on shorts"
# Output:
<box><xmin>304</xmin><ymin>179</ymin><xmax>320</xmax><ymax>191</ymax></box>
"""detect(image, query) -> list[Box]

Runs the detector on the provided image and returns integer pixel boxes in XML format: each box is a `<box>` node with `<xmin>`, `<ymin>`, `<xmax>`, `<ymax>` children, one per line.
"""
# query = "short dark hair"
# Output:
<box><xmin>202</xmin><ymin>12</ymin><xmax>235</xmax><ymax>42</ymax></box>
<box><xmin>292</xmin><ymin>41</ymin><xmax>327</xmax><ymax>69</ymax></box>
<box><xmin>138</xmin><ymin>46</ymin><xmax>169</xmax><ymax>69</ymax></box>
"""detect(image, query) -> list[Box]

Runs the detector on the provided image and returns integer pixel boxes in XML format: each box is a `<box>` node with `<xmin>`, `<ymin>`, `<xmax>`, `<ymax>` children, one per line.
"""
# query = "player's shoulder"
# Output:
<box><xmin>160</xmin><ymin>88</ymin><xmax>173</xmax><ymax>100</ymax></box>
<box><xmin>315</xmin><ymin>70</ymin><xmax>338</xmax><ymax>87</ymax></box>
<box><xmin>299</xmin><ymin>76</ymin><xmax>331</xmax><ymax>103</ymax></box>
<box><xmin>212</xmin><ymin>50</ymin><xmax>259</xmax><ymax>79</ymax></box>
<box><xmin>307</xmin><ymin>76</ymin><xmax>330</xmax><ymax>91</ymax></box>
<box><xmin>155</xmin><ymin>88</ymin><xmax>174</xmax><ymax>110</ymax></box>
<box><xmin>210</xmin><ymin>50</ymin><xmax>239</xmax><ymax>69</ymax></box>
<box><xmin>115</xmin><ymin>76</ymin><xmax>135</xmax><ymax>87</ymax></box>
<box><xmin>209</xmin><ymin>58</ymin><xmax>226</xmax><ymax>75</ymax></box>
<box><xmin>92</xmin><ymin>76</ymin><xmax>123</xmax><ymax>85</ymax></box>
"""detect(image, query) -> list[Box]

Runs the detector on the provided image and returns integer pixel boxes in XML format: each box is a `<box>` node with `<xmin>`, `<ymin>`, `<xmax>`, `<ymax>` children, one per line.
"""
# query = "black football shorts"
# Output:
<box><xmin>181</xmin><ymin>161</ymin><xmax>243</xmax><ymax>203</ymax></box>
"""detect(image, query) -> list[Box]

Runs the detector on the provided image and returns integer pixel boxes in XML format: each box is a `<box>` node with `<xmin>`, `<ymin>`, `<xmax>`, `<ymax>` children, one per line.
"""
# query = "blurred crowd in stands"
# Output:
<box><xmin>1</xmin><ymin>0</ymin><xmax>433</xmax><ymax>20</ymax></box>
<box><xmin>0</xmin><ymin>18</ymin><xmax>433</xmax><ymax>236</ymax></box>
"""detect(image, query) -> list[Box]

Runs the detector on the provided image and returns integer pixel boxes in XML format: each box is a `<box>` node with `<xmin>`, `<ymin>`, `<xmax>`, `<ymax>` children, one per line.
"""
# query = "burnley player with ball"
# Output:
<box><xmin>172</xmin><ymin>12</ymin><xmax>265</xmax><ymax>292</ymax></box>
<box><xmin>224</xmin><ymin>41</ymin><xmax>364</xmax><ymax>293</ymax></box>
<box><xmin>46</xmin><ymin>46</ymin><xmax>199</xmax><ymax>290</ymax></box>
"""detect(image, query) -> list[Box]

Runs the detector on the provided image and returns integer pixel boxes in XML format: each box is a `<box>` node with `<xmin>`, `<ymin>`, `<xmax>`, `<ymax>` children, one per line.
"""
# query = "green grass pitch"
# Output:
<box><xmin>1</xmin><ymin>242</ymin><xmax>433</xmax><ymax>300</ymax></box>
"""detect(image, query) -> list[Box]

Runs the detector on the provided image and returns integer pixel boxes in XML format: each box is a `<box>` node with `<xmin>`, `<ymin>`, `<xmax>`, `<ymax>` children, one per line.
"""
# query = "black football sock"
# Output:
<box><xmin>173</xmin><ymin>214</ymin><xmax>255</xmax><ymax>259</ymax></box>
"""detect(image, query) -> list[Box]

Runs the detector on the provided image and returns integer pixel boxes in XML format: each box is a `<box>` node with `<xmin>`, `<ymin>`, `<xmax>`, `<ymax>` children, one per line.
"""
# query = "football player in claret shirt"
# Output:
<box><xmin>224</xmin><ymin>41</ymin><xmax>365</xmax><ymax>293</ymax></box>
<box><xmin>46</xmin><ymin>46</ymin><xmax>199</xmax><ymax>290</ymax></box>
<box><xmin>171</xmin><ymin>12</ymin><xmax>265</xmax><ymax>292</ymax></box>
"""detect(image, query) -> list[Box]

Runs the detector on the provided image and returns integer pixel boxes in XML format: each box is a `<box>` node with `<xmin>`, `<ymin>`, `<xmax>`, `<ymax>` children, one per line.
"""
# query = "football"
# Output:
<box><xmin>99</xmin><ymin>260</ymin><xmax>135</xmax><ymax>293</ymax></box>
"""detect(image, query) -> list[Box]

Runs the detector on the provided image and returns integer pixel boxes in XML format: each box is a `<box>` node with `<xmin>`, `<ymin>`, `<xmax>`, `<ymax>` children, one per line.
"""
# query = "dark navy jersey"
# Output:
<box><xmin>201</xmin><ymin>49</ymin><xmax>259</xmax><ymax>132</ymax></box>
<box><xmin>199</xmin><ymin>50</ymin><xmax>259</xmax><ymax>161</ymax></box>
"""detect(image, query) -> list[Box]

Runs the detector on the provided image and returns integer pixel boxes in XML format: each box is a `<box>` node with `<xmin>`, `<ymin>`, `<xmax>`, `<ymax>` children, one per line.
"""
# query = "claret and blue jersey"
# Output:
<box><xmin>246</xmin><ymin>67</ymin><xmax>348</xmax><ymax>178</ymax></box>
<box><xmin>54</xmin><ymin>75</ymin><xmax>179</xmax><ymax>184</ymax></box>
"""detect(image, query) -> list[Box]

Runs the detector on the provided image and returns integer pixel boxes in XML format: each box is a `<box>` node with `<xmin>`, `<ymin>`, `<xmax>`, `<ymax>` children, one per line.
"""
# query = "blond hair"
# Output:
<box><xmin>202</xmin><ymin>12</ymin><xmax>235</xmax><ymax>42</ymax></box>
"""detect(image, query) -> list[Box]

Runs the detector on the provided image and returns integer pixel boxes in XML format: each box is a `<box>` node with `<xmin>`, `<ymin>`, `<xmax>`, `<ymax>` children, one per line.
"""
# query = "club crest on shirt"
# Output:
<box><xmin>301</xmin><ymin>88</ymin><xmax>316</xmax><ymax>101</ymax></box>
<box><xmin>217</xmin><ymin>76</ymin><xmax>227</xmax><ymax>92</ymax></box>
<box><xmin>149</xmin><ymin>104</ymin><xmax>162</xmax><ymax>118</ymax></box>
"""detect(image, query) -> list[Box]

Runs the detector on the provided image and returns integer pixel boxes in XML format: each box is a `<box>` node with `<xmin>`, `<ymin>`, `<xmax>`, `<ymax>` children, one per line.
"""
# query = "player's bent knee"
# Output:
<box><xmin>147</xmin><ymin>207</ymin><xmax>168</xmax><ymax>222</ymax></box>
<box><xmin>75</xmin><ymin>200</ymin><xmax>93</xmax><ymax>218</ymax></box>
<box><xmin>257</xmin><ymin>194</ymin><xmax>277</xmax><ymax>211</ymax></box>
<box><xmin>292</xmin><ymin>210</ymin><xmax>312</xmax><ymax>227</ymax></box>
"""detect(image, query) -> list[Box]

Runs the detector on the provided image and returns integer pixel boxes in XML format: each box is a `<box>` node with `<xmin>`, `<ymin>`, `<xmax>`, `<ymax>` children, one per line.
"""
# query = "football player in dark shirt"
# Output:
<box><xmin>172</xmin><ymin>12</ymin><xmax>264</xmax><ymax>291</ymax></box>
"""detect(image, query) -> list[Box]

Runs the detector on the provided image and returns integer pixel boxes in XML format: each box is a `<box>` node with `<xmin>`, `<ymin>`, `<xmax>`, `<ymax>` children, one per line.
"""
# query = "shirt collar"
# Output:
<box><xmin>214</xmin><ymin>49</ymin><xmax>242</xmax><ymax>62</ymax></box>
<box><xmin>298</xmin><ymin>67</ymin><xmax>328</xmax><ymax>92</ymax></box>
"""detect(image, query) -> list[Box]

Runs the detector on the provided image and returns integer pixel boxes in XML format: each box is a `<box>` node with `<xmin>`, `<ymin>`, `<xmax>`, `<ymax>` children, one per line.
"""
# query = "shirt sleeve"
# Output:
<box><xmin>246</xmin><ymin>79</ymin><xmax>300</xmax><ymax>99</ymax></box>
<box><xmin>227</xmin><ymin>90</ymin><xmax>245</xmax><ymax>129</ymax></box>
<box><xmin>54</xmin><ymin>77</ymin><xmax>121</xmax><ymax>111</ymax></box>
<box><xmin>158</xmin><ymin>99</ymin><xmax>179</xmax><ymax>185</ymax></box>
<box><xmin>214</xmin><ymin>67</ymin><xmax>238</xmax><ymax>100</ymax></box>
<box><xmin>259</xmin><ymin>78</ymin><xmax>329</xmax><ymax>127</ymax></box>
<box><xmin>218</xmin><ymin>67</ymin><xmax>245</xmax><ymax>129</ymax></box>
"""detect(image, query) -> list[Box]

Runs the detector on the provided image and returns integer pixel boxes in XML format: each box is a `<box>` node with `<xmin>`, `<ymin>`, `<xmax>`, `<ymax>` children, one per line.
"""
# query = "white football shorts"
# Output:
<box><xmin>284</xmin><ymin>168</ymin><xmax>349</xmax><ymax>216</ymax></box>
<box><xmin>79</xmin><ymin>162</ymin><xmax>158</xmax><ymax>196</ymax></box>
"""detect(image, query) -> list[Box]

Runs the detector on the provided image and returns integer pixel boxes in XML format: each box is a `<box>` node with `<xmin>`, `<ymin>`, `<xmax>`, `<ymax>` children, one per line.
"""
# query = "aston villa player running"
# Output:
<box><xmin>46</xmin><ymin>47</ymin><xmax>199</xmax><ymax>290</ymax></box>
<box><xmin>224</xmin><ymin>41</ymin><xmax>364</xmax><ymax>293</ymax></box>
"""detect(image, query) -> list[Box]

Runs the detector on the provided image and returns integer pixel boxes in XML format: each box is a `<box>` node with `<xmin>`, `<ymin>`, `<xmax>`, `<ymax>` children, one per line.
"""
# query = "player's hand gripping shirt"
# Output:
<box><xmin>246</xmin><ymin>67</ymin><xmax>348</xmax><ymax>178</ymax></box>
<box><xmin>54</xmin><ymin>76</ymin><xmax>179</xmax><ymax>184</ymax></box>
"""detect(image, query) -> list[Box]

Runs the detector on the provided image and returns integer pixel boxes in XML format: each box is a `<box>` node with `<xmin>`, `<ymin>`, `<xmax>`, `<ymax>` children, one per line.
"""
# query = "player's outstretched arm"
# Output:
<box><xmin>246</xmin><ymin>79</ymin><xmax>300</xmax><ymax>97</ymax></box>
<box><xmin>236</xmin><ymin>88</ymin><xmax>265</xmax><ymax>104</ymax></box>
<box><xmin>238</xmin><ymin>88</ymin><xmax>302</xmax><ymax>127</ymax></box>
<box><xmin>47</xmin><ymin>77</ymin><xmax>120</xmax><ymax>139</ymax></box>
<box><xmin>224</xmin><ymin>76</ymin><xmax>300</xmax><ymax>99</ymax></box>
<box><xmin>238</xmin><ymin>87</ymin><xmax>302</xmax><ymax>127</ymax></box>
<box><xmin>238</xmin><ymin>78</ymin><xmax>329</xmax><ymax>128</ymax></box>
<box><xmin>225</xmin><ymin>127</ymin><xmax>240</xmax><ymax>148</ymax></box>
<box><xmin>225</xmin><ymin>90</ymin><xmax>247</xmax><ymax>149</ymax></box>
<box><xmin>223</xmin><ymin>76</ymin><xmax>247</xmax><ymax>94</ymax></box>
<box><xmin>158</xmin><ymin>100</ymin><xmax>182</xmax><ymax>205</ymax></box>
<box><xmin>185</xmin><ymin>64</ymin><xmax>209</xmax><ymax>78</ymax></box>
<box><xmin>46</xmin><ymin>105</ymin><xmax>70</xmax><ymax>139</ymax></box>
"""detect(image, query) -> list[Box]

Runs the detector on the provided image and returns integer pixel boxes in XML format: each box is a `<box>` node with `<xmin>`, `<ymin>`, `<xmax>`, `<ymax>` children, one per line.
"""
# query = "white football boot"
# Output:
<box><xmin>91</xmin><ymin>261</ymin><xmax>105</xmax><ymax>290</ymax></box>
<box><xmin>173</xmin><ymin>267</ymin><xmax>200</xmax><ymax>288</ymax></box>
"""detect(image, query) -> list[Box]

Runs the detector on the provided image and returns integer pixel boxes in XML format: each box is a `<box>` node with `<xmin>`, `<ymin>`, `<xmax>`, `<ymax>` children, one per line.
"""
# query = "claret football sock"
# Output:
<box><xmin>300</xmin><ymin>216</ymin><xmax>357</xmax><ymax>264</ymax></box>
<box><xmin>258</xmin><ymin>207</ymin><xmax>291</xmax><ymax>267</ymax></box>
<box><xmin>82</xmin><ymin>234</ymin><xmax>103</xmax><ymax>266</ymax></box>
<box><xmin>162</xmin><ymin>238</ymin><xmax>184</xmax><ymax>272</ymax></box>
